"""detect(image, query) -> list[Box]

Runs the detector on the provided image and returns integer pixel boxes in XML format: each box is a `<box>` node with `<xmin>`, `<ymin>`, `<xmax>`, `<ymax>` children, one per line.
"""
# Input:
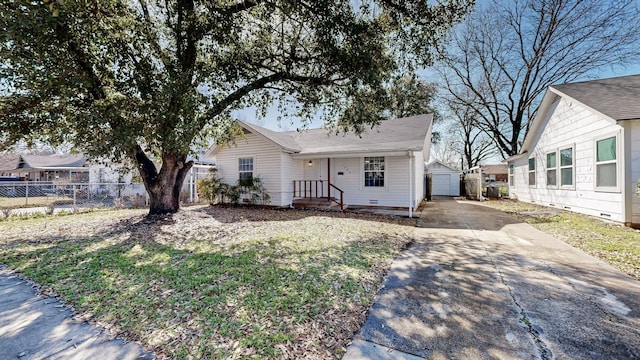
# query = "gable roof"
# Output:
<box><xmin>507</xmin><ymin>74</ymin><xmax>640</xmax><ymax>162</ymax></box>
<box><xmin>0</xmin><ymin>153</ymin><xmax>87</xmax><ymax>171</ymax></box>
<box><xmin>240</xmin><ymin>121</ymin><xmax>302</xmax><ymax>153</ymax></box>
<box><xmin>0</xmin><ymin>154</ymin><xmax>21</xmax><ymax>172</ymax></box>
<box><xmin>210</xmin><ymin>114</ymin><xmax>433</xmax><ymax>156</ymax></box>
<box><xmin>426</xmin><ymin>160</ymin><xmax>460</xmax><ymax>173</ymax></box>
<box><xmin>551</xmin><ymin>74</ymin><xmax>640</xmax><ymax>121</ymax></box>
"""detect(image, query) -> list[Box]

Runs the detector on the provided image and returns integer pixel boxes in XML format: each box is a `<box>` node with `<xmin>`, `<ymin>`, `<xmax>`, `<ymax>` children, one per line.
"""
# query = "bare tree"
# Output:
<box><xmin>430</xmin><ymin>128</ymin><xmax>461</xmax><ymax>169</ymax></box>
<box><xmin>437</xmin><ymin>0</ymin><xmax>640</xmax><ymax>157</ymax></box>
<box><xmin>446</xmin><ymin>99</ymin><xmax>497</xmax><ymax>170</ymax></box>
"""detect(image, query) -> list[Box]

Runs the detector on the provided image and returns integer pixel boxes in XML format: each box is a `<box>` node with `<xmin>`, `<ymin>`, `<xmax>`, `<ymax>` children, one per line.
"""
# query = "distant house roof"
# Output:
<box><xmin>478</xmin><ymin>164</ymin><xmax>507</xmax><ymax>175</ymax></box>
<box><xmin>209</xmin><ymin>114</ymin><xmax>433</xmax><ymax>157</ymax></box>
<box><xmin>0</xmin><ymin>153</ymin><xmax>87</xmax><ymax>172</ymax></box>
<box><xmin>0</xmin><ymin>154</ymin><xmax>21</xmax><ymax>172</ymax></box>
<box><xmin>507</xmin><ymin>74</ymin><xmax>640</xmax><ymax>162</ymax></box>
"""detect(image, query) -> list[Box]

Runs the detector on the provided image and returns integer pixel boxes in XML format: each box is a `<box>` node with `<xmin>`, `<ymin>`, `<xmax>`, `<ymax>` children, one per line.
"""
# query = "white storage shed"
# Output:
<box><xmin>426</xmin><ymin>160</ymin><xmax>460</xmax><ymax>196</ymax></box>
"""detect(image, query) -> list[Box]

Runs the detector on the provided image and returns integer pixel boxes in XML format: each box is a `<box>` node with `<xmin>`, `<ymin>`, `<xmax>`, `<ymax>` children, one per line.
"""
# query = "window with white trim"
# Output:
<box><xmin>509</xmin><ymin>164</ymin><xmax>514</xmax><ymax>187</ymax></box>
<box><xmin>595</xmin><ymin>136</ymin><xmax>617</xmax><ymax>188</ymax></box>
<box><xmin>528</xmin><ymin>157</ymin><xmax>536</xmax><ymax>186</ymax></box>
<box><xmin>560</xmin><ymin>147</ymin><xmax>574</xmax><ymax>187</ymax></box>
<box><xmin>546</xmin><ymin>152</ymin><xmax>557</xmax><ymax>187</ymax></box>
<box><xmin>364</xmin><ymin>157</ymin><xmax>384</xmax><ymax>187</ymax></box>
<box><xmin>238</xmin><ymin>157</ymin><xmax>254</xmax><ymax>185</ymax></box>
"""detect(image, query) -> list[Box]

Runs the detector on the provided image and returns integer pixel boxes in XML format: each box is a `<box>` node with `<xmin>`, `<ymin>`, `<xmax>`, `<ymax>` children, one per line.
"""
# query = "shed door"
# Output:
<box><xmin>432</xmin><ymin>174</ymin><xmax>451</xmax><ymax>196</ymax></box>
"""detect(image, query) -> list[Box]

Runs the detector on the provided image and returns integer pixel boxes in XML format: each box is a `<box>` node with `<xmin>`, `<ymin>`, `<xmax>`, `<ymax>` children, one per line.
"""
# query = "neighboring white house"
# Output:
<box><xmin>0</xmin><ymin>153</ymin><xmax>91</xmax><ymax>181</ymax></box>
<box><xmin>206</xmin><ymin>115</ymin><xmax>433</xmax><ymax>214</ymax></box>
<box><xmin>426</xmin><ymin>160</ymin><xmax>460</xmax><ymax>196</ymax></box>
<box><xmin>506</xmin><ymin>74</ymin><xmax>640</xmax><ymax>227</ymax></box>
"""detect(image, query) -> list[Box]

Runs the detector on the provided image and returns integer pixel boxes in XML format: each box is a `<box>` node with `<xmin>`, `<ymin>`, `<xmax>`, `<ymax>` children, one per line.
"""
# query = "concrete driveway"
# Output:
<box><xmin>344</xmin><ymin>198</ymin><xmax>640</xmax><ymax>359</ymax></box>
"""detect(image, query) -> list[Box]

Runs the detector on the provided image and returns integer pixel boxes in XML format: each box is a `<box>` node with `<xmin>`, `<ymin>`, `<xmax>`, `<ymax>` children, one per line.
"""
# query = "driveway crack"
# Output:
<box><xmin>468</xmin><ymin>228</ymin><xmax>553</xmax><ymax>360</ymax></box>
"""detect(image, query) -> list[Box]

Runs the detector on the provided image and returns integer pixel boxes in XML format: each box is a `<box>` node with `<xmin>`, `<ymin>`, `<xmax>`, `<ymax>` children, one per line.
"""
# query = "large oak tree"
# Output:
<box><xmin>0</xmin><ymin>0</ymin><xmax>471</xmax><ymax>214</ymax></box>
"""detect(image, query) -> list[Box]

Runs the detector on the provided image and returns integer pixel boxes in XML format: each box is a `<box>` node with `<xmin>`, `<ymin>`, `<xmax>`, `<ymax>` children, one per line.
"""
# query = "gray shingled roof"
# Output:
<box><xmin>236</xmin><ymin>114</ymin><xmax>432</xmax><ymax>155</ymax></box>
<box><xmin>0</xmin><ymin>154</ymin><xmax>21</xmax><ymax>172</ymax></box>
<box><xmin>0</xmin><ymin>154</ymin><xmax>87</xmax><ymax>171</ymax></box>
<box><xmin>20</xmin><ymin>154</ymin><xmax>87</xmax><ymax>169</ymax></box>
<box><xmin>551</xmin><ymin>74</ymin><xmax>640</xmax><ymax>121</ymax></box>
<box><xmin>240</xmin><ymin>121</ymin><xmax>302</xmax><ymax>153</ymax></box>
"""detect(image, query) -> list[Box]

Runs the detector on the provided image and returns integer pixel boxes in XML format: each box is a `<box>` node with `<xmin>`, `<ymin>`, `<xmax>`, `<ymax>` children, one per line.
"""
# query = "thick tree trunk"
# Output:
<box><xmin>134</xmin><ymin>147</ymin><xmax>193</xmax><ymax>215</ymax></box>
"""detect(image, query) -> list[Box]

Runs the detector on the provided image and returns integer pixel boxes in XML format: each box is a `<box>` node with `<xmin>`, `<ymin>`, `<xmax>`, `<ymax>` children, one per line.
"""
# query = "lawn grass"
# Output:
<box><xmin>481</xmin><ymin>199</ymin><xmax>640</xmax><ymax>280</ymax></box>
<box><xmin>0</xmin><ymin>196</ymin><xmax>59</xmax><ymax>208</ymax></box>
<box><xmin>0</xmin><ymin>206</ymin><xmax>415</xmax><ymax>359</ymax></box>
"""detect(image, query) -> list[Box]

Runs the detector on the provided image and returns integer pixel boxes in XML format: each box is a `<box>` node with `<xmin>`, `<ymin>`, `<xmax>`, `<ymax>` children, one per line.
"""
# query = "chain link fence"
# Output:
<box><xmin>0</xmin><ymin>181</ymin><xmax>150</xmax><ymax>213</ymax></box>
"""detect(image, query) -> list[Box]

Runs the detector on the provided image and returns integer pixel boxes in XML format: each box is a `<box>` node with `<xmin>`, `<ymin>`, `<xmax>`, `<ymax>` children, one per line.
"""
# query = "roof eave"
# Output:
<box><xmin>291</xmin><ymin>147</ymin><xmax>422</xmax><ymax>159</ymax></box>
<box><xmin>504</xmin><ymin>151</ymin><xmax>528</xmax><ymax>163</ymax></box>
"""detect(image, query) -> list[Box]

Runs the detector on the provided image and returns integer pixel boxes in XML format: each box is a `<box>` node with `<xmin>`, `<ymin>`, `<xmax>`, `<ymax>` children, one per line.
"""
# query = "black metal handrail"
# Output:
<box><xmin>293</xmin><ymin>180</ymin><xmax>324</xmax><ymax>199</ymax></box>
<box><xmin>329</xmin><ymin>183</ymin><xmax>344</xmax><ymax>210</ymax></box>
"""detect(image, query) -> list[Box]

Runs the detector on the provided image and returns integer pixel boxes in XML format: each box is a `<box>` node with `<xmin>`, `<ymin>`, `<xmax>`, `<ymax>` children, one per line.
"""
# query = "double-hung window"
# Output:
<box><xmin>509</xmin><ymin>164</ymin><xmax>514</xmax><ymax>187</ymax></box>
<box><xmin>528</xmin><ymin>157</ymin><xmax>536</xmax><ymax>187</ymax></box>
<box><xmin>238</xmin><ymin>157</ymin><xmax>254</xmax><ymax>185</ymax></box>
<box><xmin>364</xmin><ymin>157</ymin><xmax>385</xmax><ymax>187</ymax></box>
<box><xmin>546</xmin><ymin>152</ymin><xmax>557</xmax><ymax>187</ymax></box>
<box><xmin>595</xmin><ymin>136</ymin><xmax>618</xmax><ymax>189</ymax></box>
<box><xmin>560</xmin><ymin>147</ymin><xmax>574</xmax><ymax>187</ymax></box>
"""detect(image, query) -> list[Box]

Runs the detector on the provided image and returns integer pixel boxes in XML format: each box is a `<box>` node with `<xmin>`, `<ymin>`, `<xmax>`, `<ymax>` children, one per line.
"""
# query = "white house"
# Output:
<box><xmin>506</xmin><ymin>74</ymin><xmax>640</xmax><ymax>227</ymax></box>
<box><xmin>426</xmin><ymin>160</ymin><xmax>460</xmax><ymax>196</ymax></box>
<box><xmin>0</xmin><ymin>153</ymin><xmax>90</xmax><ymax>182</ymax></box>
<box><xmin>206</xmin><ymin>114</ymin><xmax>433</xmax><ymax>215</ymax></box>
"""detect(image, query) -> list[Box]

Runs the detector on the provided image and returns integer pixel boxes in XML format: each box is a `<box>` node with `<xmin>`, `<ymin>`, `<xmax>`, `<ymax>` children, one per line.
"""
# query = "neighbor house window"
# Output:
<box><xmin>546</xmin><ymin>152</ymin><xmax>557</xmax><ymax>187</ymax></box>
<box><xmin>364</xmin><ymin>157</ymin><xmax>384</xmax><ymax>187</ymax></box>
<box><xmin>528</xmin><ymin>157</ymin><xmax>536</xmax><ymax>186</ymax></box>
<box><xmin>595</xmin><ymin>136</ymin><xmax>617</xmax><ymax>189</ymax></box>
<box><xmin>509</xmin><ymin>164</ymin><xmax>514</xmax><ymax>187</ymax></box>
<box><xmin>560</xmin><ymin>147</ymin><xmax>574</xmax><ymax>187</ymax></box>
<box><xmin>238</xmin><ymin>157</ymin><xmax>254</xmax><ymax>185</ymax></box>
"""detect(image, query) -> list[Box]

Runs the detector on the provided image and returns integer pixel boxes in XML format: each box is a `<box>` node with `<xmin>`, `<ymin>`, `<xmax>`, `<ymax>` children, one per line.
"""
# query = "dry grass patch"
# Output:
<box><xmin>0</xmin><ymin>206</ymin><xmax>416</xmax><ymax>359</ymax></box>
<box><xmin>481</xmin><ymin>199</ymin><xmax>640</xmax><ymax>280</ymax></box>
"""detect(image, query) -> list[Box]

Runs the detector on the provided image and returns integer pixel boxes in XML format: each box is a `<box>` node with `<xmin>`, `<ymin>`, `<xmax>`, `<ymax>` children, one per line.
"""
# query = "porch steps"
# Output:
<box><xmin>292</xmin><ymin>197</ymin><xmax>344</xmax><ymax>211</ymax></box>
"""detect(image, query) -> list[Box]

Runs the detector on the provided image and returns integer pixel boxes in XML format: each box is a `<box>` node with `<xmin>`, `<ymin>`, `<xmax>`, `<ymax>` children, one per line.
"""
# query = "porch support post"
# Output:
<box><xmin>408</xmin><ymin>152</ymin><xmax>412</xmax><ymax>218</ymax></box>
<box><xmin>327</xmin><ymin>158</ymin><xmax>331</xmax><ymax>199</ymax></box>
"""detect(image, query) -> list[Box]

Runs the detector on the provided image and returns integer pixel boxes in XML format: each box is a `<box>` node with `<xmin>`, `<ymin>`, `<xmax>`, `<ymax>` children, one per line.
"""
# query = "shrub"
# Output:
<box><xmin>198</xmin><ymin>169</ymin><xmax>270</xmax><ymax>206</ymax></box>
<box><xmin>1</xmin><ymin>208</ymin><xmax>13</xmax><ymax>218</ymax></box>
<box><xmin>233</xmin><ymin>176</ymin><xmax>270</xmax><ymax>205</ymax></box>
<box><xmin>197</xmin><ymin>168</ymin><xmax>232</xmax><ymax>205</ymax></box>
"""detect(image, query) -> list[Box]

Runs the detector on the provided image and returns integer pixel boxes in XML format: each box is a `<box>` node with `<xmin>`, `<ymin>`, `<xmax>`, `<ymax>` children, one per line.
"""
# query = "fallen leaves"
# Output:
<box><xmin>0</xmin><ymin>205</ymin><xmax>416</xmax><ymax>359</ymax></box>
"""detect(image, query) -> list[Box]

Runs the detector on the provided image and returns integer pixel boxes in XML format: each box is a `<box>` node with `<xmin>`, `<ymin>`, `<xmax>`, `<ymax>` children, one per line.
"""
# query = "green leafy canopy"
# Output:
<box><xmin>0</xmin><ymin>0</ymin><xmax>471</xmax><ymax>212</ymax></box>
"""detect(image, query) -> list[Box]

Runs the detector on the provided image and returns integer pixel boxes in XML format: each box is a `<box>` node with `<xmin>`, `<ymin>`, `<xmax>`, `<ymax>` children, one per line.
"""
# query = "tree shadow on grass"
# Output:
<box><xmin>196</xmin><ymin>204</ymin><xmax>417</xmax><ymax>227</ymax></box>
<box><xmin>0</xmin><ymin>210</ymin><xmax>413</xmax><ymax>359</ymax></box>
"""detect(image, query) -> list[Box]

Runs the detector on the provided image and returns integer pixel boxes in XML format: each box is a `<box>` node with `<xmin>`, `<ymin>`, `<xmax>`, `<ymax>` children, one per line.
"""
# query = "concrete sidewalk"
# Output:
<box><xmin>344</xmin><ymin>199</ymin><xmax>640</xmax><ymax>359</ymax></box>
<box><xmin>0</xmin><ymin>266</ymin><xmax>153</xmax><ymax>360</ymax></box>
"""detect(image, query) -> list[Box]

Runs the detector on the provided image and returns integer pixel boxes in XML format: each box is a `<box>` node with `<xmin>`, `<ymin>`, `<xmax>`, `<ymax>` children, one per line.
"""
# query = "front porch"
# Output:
<box><xmin>292</xmin><ymin>179</ymin><xmax>344</xmax><ymax>210</ymax></box>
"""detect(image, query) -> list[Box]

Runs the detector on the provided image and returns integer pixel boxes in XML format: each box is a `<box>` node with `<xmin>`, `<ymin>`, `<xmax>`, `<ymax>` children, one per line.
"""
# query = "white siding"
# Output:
<box><xmin>413</xmin><ymin>151</ymin><xmax>425</xmax><ymax>206</ymax></box>
<box><xmin>509</xmin><ymin>97</ymin><xmax>625</xmax><ymax>222</ymax></box>
<box><xmin>281</xmin><ymin>155</ymin><xmax>303</xmax><ymax>206</ymax></box>
<box><xmin>215</xmin><ymin>133</ymin><xmax>286</xmax><ymax>206</ymax></box>
<box><xmin>628</xmin><ymin>120</ymin><xmax>640</xmax><ymax>225</ymax></box>
<box><xmin>330</xmin><ymin>155</ymin><xmax>415</xmax><ymax>208</ymax></box>
<box><xmin>426</xmin><ymin>162</ymin><xmax>460</xmax><ymax>196</ymax></box>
